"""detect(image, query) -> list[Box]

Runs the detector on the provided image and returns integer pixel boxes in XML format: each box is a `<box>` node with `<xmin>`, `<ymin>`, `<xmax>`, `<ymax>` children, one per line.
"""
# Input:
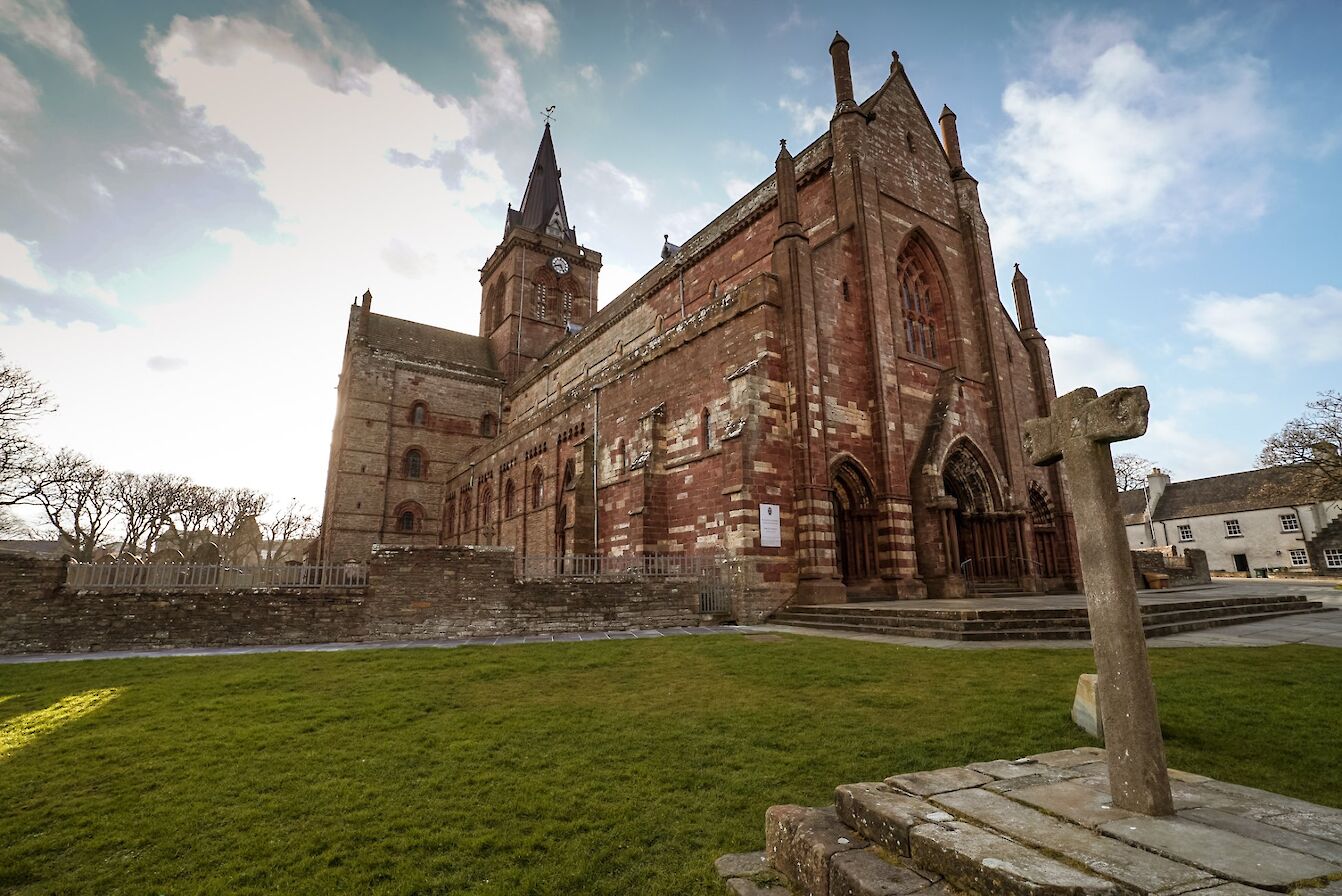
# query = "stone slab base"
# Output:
<box><xmin>716</xmin><ymin>748</ymin><xmax>1342</xmax><ymax>896</ymax></box>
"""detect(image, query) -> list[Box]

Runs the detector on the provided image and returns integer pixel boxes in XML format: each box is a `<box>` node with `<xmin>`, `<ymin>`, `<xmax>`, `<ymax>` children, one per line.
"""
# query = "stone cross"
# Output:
<box><xmin>1023</xmin><ymin>385</ymin><xmax>1174</xmax><ymax>816</ymax></box>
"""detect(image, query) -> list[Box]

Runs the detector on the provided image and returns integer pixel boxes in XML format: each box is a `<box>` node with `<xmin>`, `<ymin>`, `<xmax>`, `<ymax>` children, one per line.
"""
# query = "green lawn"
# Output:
<box><xmin>1</xmin><ymin>635</ymin><xmax>1338</xmax><ymax>895</ymax></box>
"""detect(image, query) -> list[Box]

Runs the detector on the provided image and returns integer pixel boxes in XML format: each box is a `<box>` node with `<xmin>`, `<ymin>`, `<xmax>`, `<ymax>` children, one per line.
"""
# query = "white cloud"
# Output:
<box><xmin>0</xmin><ymin>0</ymin><xmax>99</xmax><ymax>79</ymax></box>
<box><xmin>0</xmin><ymin>231</ymin><xmax>54</xmax><ymax>292</ymax></box>
<box><xmin>577</xmin><ymin>64</ymin><xmax>600</xmax><ymax>86</ymax></box>
<box><xmin>468</xmin><ymin>29</ymin><xmax>530</xmax><ymax>127</ymax></box>
<box><xmin>146</xmin><ymin>355</ymin><xmax>187</xmax><ymax>372</ymax></box>
<box><xmin>1185</xmin><ymin>287</ymin><xmax>1342</xmax><ymax>364</ymax></box>
<box><xmin>482</xmin><ymin>0</ymin><xmax>557</xmax><ymax>55</ymax></box>
<box><xmin>0</xmin><ymin>52</ymin><xmax>39</xmax><ymax>152</ymax></box>
<box><xmin>723</xmin><ymin>177</ymin><xmax>754</xmax><ymax>200</ymax></box>
<box><xmin>714</xmin><ymin>139</ymin><xmax>768</xmax><ymax>167</ymax></box>
<box><xmin>778</xmin><ymin>97</ymin><xmax>829</xmax><ymax>137</ymax></box>
<box><xmin>107</xmin><ymin>143</ymin><xmax>206</xmax><ymax>168</ymax></box>
<box><xmin>786</xmin><ymin>64</ymin><xmax>810</xmax><ymax>84</ymax></box>
<box><xmin>984</xmin><ymin>14</ymin><xmax>1273</xmax><ymax>256</ymax></box>
<box><xmin>628</xmin><ymin>60</ymin><xmax>648</xmax><ymax>83</ymax></box>
<box><xmin>1048</xmin><ymin>333</ymin><xmax>1142</xmax><ymax>395</ymax></box>
<box><xmin>1139</xmin><ymin>417</ymin><xmax>1246</xmax><ymax>480</ymax></box>
<box><xmin>582</xmin><ymin>160</ymin><xmax>649</xmax><ymax>206</ymax></box>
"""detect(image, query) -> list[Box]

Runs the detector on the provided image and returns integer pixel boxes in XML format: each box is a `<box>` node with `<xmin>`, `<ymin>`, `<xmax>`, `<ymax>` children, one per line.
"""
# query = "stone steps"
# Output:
<box><xmin>717</xmin><ymin>749</ymin><xmax>1342</xmax><ymax>895</ymax></box>
<box><xmin>769</xmin><ymin>596</ymin><xmax>1333</xmax><ymax>641</ymax></box>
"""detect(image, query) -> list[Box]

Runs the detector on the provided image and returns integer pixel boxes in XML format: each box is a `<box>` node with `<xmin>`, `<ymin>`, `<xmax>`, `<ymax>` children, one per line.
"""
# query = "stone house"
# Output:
<box><xmin>1122</xmin><ymin>466</ymin><xmax>1342</xmax><ymax>577</ymax></box>
<box><xmin>318</xmin><ymin>34</ymin><xmax>1081</xmax><ymax>608</ymax></box>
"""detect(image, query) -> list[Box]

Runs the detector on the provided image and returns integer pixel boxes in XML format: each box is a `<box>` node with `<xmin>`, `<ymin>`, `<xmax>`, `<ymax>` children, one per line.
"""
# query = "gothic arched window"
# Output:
<box><xmin>394</xmin><ymin>501</ymin><xmax>423</xmax><ymax>534</ymax></box>
<box><xmin>479</xmin><ymin>483</ymin><xmax>492</xmax><ymax>527</ymax></box>
<box><xmin>562</xmin><ymin>458</ymin><xmax>575</xmax><ymax>491</ymax></box>
<box><xmin>530</xmin><ymin>466</ymin><xmax>544</xmax><ymax>509</ymax></box>
<box><xmin>461</xmin><ymin>490</ymin><xmax>472</xmax><ymax>531</ymax></box>
<box><xmin>404</xmin><ymin>449</ymin><xmax>423</xmax><ymax>480</ymax></box>
<box><xmin>896</xmin><ymin>232</ymin><xmax>948</xmax><ymax>363</ymax></box>
<box><xmin>504</xmin><ymin>479</ymin><xmax>516</xmax><ymax>517</ymax></box>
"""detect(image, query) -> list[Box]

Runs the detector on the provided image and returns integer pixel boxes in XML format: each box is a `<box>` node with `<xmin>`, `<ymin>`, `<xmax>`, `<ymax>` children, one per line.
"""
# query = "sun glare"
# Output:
<box><xmin>0</xmin><ymin>688</ymin><xmax>124</xmax><ymax>761</ymax></box>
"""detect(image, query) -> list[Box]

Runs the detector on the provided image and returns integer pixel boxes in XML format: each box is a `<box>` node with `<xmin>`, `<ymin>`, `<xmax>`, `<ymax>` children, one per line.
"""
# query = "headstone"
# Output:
<box><xmin>1023</xmin><ymin>385</ymin><xmax>1174</xmax><ymax>816</ymax></box>
<box><xmin>1073</xmin><ymin>673</ymin><xmax>1102</xmax><ymax>739</ymax></box>
<box><xmin>191</xmin><ymin>541</ymin><xmax>222</xmax><ymax>566</ymax></box>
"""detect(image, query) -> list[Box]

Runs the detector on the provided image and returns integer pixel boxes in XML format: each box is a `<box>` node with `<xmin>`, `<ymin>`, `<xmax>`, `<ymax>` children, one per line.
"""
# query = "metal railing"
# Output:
<box><xmin>516</xmin><ymin>552</ymin><xmax>722</xmax><ymax>580</ymax></box>
<box><xmin>66</xmin><ymin>562</ymin><xmax>368</xmax><ymax>591</ymax></box>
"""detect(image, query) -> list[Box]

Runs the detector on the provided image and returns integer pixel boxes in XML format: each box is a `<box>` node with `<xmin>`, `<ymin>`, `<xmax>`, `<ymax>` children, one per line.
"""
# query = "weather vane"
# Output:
<box><xmin>542</xmin><ymin>105</ymin><xmax>556</xmax><ymax>124</ymax></box>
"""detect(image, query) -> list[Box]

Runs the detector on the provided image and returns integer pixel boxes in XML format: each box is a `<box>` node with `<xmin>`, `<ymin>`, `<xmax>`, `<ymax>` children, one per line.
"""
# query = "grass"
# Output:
<box><xmin>1</xmin><ymin>635</ymin><xmax>1339</xmax><ymax>895</ymax></box>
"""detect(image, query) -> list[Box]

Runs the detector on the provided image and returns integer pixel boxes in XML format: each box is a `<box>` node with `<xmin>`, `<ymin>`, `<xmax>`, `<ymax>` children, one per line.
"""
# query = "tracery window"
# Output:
<box><xmin>896</xmin><ymin>233</ymin><xmax>947</xmax><ymax>362</ymax></box>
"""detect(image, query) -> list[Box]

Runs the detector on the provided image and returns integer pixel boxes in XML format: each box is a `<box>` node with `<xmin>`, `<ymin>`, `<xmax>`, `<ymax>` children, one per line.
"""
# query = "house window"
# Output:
<box><xmin>504</xmin><ymin>479</ymin><xmax>516</xmax><ymax>517</ymax></box>
<box><xmin>1325</xmin><ymin>548</ymin><xmax>1342</xmax><ymax>569</ymax></box>
<box><xmin>1280</xmin><ymin>513</ymin><xmax>1300</xmax><ymax>532</ymax></box>
<box><xmin>1177</xmin><ymin>524</ymin><xmax>1193</xmax><ymax>542</ymax></box>
<box><xmin>1224</xmin><ymin>519</ymin><xmax>1242</xmax><ymax>537</ymax></box>
<box><xmin>404</xmin><ymin>449</ymin><xmax>423</xmax><ymax>480</ymax></box>
<box><xmin>531</xmin><ymin>466</ymin><xmax>544</xmax><ymax>509</ymax></box>
<box><xmin>1289</xmin><ymin>549</ymin><xmax>1309</xmax><ymax>567</ymax></box>
<box><xmin>410</xmin><ymin>402</ymin><xmax>427</xmax><ymax>426</ymax></box>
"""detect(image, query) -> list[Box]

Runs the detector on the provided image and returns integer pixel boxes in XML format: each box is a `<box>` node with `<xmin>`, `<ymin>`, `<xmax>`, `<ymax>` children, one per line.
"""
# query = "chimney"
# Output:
<box><xmin>1145</xmin><ymin>468</ymin><xmax>1170</xmax><ymax>518</ymax></box>
<box><xmin>1311</xmin><ymin>440</ymin><xmax>1341</xmax><ymax>464</ymax></box>
<box><xmin>829</xmin><ymin>32</ymin><xmax>856</xmax><ymax>113</ymax></box>
<box><xmin>361</xmin><ymin>289</ymin><xmax>373</xmax><ymax>315</ymax></box>
<box><xmin>938</xmin><ymin>105</ymin><xmax>963</xmax><ymax>172</ymax></box>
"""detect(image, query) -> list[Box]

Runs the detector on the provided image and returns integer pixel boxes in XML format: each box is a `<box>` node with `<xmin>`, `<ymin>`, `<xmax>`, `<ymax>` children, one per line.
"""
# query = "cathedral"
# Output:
<box><xmin>318</xmin><ymin>34</ymin><xmax>1081</xmax><ymax>607</ymax></box>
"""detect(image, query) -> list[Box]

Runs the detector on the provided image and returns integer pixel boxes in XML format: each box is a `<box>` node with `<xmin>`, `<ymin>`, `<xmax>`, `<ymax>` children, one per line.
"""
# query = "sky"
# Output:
<box><xmin>1</xmin><ymin>0</ymin><xmax>1340</xmax><ymax>518</ymax></box>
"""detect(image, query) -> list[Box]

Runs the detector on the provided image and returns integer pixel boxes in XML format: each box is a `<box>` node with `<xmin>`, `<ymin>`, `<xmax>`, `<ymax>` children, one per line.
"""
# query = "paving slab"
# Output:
<box><xmin>728</xmin><ymin>877</ymin><xmax>790</xmax><ymax>896</ymax></box>
<box><xmin>967</xmin><ymin>759</ymin><xmax>1050</xmax><ymax>781</ymax></box>
<box><xmin>1005</xmin><ymin>781</ymin><xmax>1140</xmax><ymax>829</ymax></box>
<box><xmin>886</xmin><ymin>767</ymin><xmax>993</xmax><ymax>797</ymax></box>
<box><xmin>1026</xmin><ymin>747</ymin><xmax>1108</xmax><ymax>769</ymax></box>
<box><xmin>716</xmin><ymin>851</ymin><xmax>771</xmax><ymax>879</ymax></box>
<box><xmin>1097</xmin><ymin>815</ymin><xmax>1339</xmax><ymax>889</ymax></box>
<box><xmin>932</xmin><ymin>787</ymin><xmax>1215</xmax><ymax>893</ymax></box>
<box><xmin>910</xmin><ymin>821</ymin><xmax>1122</xmax><ymax>896</ymax></box>
<box><xmin>1196</xmin><ymin>780</ymin><xmax>1342</xmax><ymax>821</ymax></box>
<box><xmin>829</xmin><ymin>848</ymin><xmax>941</xmax><ymax>896</ymax></box>
<box><xmin>1178</xmin><ymin>885</ymin><xmax>1280</xmax><ymax>896</ymax></box>
<box><xmin>835</xmin><ymin>783</ymin><xmax>947</xmax><ymax>857</ymax></box>
<box><xmin>983</xmin><ymin>769</ymin><xmax>1082</xmax><ymax>794</ymax></box>
<box><xmin>1255</xmin><ymin>811</ymin><xmax>1342</xmax><ymax>846</ymax></box>
<box><xmin>1178</xmin><ymin>807</ymin><xmax>1342</xmax><ymax>863</ymax></box>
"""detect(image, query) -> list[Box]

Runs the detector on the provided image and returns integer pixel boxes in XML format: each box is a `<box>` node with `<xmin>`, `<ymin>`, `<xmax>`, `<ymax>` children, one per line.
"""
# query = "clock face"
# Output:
<box><xmin>550</xmin><ymin>256</ymin><xmax>570</xmax><ymax>275</ymax></box>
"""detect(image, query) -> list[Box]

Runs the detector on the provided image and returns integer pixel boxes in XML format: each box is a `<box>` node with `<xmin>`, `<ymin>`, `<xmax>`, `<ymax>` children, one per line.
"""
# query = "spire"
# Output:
<box><xmin>829</xmin><ymin>31</ymin><xmax>857</xmax><ymax>115</ymax></box>
<box><xmin>939</xmin><ymin>105</ymin><xmax>963</xmax><ymax>172</ymax></box>
<box><xmin>775</xmin><ymin>139</ymin><xmax>799</xmax><ymax>228</ymax></box>
<box><xmin>507</xmin><ymin>123</ymin><xmax>575</xmax><ymax>242</ymax></box>
<box><xmin>1012</xmin><ymin>263</ymin><xmax>1037</xmax><ymax>332</ymax></box>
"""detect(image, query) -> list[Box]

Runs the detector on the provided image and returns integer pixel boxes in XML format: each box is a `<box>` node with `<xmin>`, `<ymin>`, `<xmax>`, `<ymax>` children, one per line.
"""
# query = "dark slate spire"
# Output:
<box><xmin>506</xmin><ymin>123</ymin><xmax>575</xmax><ymax>242</ymax></box>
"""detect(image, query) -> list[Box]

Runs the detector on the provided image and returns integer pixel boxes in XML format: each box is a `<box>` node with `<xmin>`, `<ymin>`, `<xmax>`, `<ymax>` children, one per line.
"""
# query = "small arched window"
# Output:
<box><xmin>410</xmin><ymin>402</ymin><xmax>427</xmax><ymax>426</ymax></box>
<box><xmin>479</xmin><ymin>483</ymin><xmax>492</xmax><ymax>526</ymax></box>
<box><xmin>394</xmin><ymin>501</ymin><xmax>422</xmax><ymax>534</ymax></box>
<box><xmin>531</xmin><ymin>466</ymin><xmax>544</xmax><ymax>508</ymax></box>
<box><xmin>562</xmin><ymin>458</ymin><xmax>576</xmax><ymax>491</ymax></box>
<box><xmin>461</xmin><ymin>491</ymin><xmax>472</xmax><ymax>531</ymax></box>
<box><xmin>617</xmin><ymin>439</ymin><xmax>627</xmax><ymax>472</ymax></box>
<box><xmin>505</xmin><ymin>479</ymin><xmax>516</xmax><ymax>517</ymax></box>
<box><xmin>404</xmin><ymin>449</ymin><xmax>423</xmax><ymax>480</ymax></box>
<box><xmin>480</xmin><ymin>413</ymin><xmax>497</xmax><ymax>437</ymax></box>
<box><xmin>702</xmin><ymin>408</ymin><xmax>713</xmax><ymax>450</ymax></box>
<box><xmin>398</xmin><ymin>510</ymin><xmax>416</xmax><ymax>532</ymax></box>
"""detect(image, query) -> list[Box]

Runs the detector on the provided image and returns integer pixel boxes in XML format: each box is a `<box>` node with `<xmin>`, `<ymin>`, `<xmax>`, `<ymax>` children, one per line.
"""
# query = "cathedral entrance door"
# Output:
<box><xmin>832</xmin><ymin>460</ymin><xmax>878</xmax><ymax>585</ymax></box>
<box><xmin>942</xmin><ymin>442</ymin><xmax>1008</xmax><ymax>584</ymax></box>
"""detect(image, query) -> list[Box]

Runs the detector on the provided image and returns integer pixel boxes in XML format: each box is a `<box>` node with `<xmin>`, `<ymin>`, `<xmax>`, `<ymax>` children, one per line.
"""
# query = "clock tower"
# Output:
<box><xmin>479</xmin><ymin>123</ymin><xmax>602</xmax><ymax>385</ymax></box>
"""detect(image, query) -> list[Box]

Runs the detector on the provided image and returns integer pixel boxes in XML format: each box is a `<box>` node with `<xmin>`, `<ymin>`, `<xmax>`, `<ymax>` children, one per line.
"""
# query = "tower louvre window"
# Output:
<box><xmin>562</xmin><ymin>290</ymin><xmax>573</xmax><ymax>324</ymax></box>
<box><xmin>534</xmin><ymin>282</ymin><xmax>548</xmax><ymax>321</ymax></box>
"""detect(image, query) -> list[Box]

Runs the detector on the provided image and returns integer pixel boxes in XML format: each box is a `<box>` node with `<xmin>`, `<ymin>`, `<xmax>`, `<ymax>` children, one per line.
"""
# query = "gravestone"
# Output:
<box><xmin>1023</xmin><ymin>385</ymin><xmax>1174</xmax><ymax>816</ymax></box>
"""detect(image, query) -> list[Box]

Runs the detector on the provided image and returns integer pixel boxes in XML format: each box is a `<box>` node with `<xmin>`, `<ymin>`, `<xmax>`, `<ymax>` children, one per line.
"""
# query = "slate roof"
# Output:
<box><xmin>1123</xmin><ymin>465</ymin><xmax>1336</xmax><ymax>525</ymax></box>
<box><xmin>505</xmin><ymin>124</ymin><xmax>575</xmax><ymax>242</ymax></box>
<box><xmin>0</xmin><ymin>539</ymin><xmax>66</xmax><ymax>556</ymax></box>
<box><xmin>365</xmin><ymin>313</ymin><xmax>497</xmax><ymax>374</ymax></box>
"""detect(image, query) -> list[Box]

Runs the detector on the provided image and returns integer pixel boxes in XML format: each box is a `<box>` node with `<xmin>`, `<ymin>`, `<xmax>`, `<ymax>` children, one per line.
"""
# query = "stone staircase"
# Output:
<box><xmin>716</xmin><ymin>747</ymin><xmax>1342</xmax><ymax>895</ymax></box>
<box><xmin>769</xmin><ymin>595</ymin><xmax>1334</xmax><ymax>641</ymax></box>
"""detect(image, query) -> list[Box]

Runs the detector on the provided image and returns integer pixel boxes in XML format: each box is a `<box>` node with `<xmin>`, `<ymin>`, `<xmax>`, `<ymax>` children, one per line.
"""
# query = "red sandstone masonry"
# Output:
<box><xmin>0</xmin><ymin>547</ymin><xmax>707</xmax><ymax>656</ymax></box>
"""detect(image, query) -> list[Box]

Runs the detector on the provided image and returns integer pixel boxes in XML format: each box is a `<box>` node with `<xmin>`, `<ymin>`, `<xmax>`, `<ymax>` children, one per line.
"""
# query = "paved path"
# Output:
<box><xmin>2</xmin><ymin>581</ymin><xmax>1336</xmax><ymax>665</ymax></box>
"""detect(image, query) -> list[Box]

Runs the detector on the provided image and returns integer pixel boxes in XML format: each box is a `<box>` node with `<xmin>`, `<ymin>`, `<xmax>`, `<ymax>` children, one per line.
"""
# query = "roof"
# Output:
<box><xmin>365</xmin><ymin>313</ymin><xmax>497</xmax><ymax>373</ymax></box>
<box><xmin>0</xmin><ymin>539</ymin><xmax>65</xmax><ymax>556</ymax></box>
<box><xmin>506</xmin><ymin>124</ymin><xmax>575</xmax><ymax>242</ymax></box>
<box><xmin>1131</xmin><ymin>465</ymin><xmax>1338</xmax><ymax>523</ymax></box>
<box><xmin>1118</xmin><ymin>489</ymin><xmax>1147</xmax><ymax>526</ymax></box>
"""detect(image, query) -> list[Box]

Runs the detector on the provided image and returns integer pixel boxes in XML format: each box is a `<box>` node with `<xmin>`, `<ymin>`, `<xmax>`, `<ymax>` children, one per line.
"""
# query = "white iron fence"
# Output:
<box><xmin>66</xmin><ymin>562</ymin><xmax>367</xmax><ymax>591</ymax></box>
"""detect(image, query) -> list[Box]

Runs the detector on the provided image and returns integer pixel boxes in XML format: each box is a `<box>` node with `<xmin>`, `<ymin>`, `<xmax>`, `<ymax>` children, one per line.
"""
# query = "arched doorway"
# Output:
<box><xmin>941</xmin><ymin>441</ymin><xmax>1009</xmax><ymax>581</ymax></box>
<box><xmin>832</xmin><ymin>459</ymin><xmax>878</xmax><ymax>585</ymax></box>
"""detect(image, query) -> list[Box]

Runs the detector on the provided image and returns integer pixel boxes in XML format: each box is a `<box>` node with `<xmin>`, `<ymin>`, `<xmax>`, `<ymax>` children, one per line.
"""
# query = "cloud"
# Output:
<box><xmin>628</xmin><ymin>60</ymin><xmax>648</xmax><ymax>83</ymax></box>
<box><xmin>467</xmin><ymin>29</ymin><xmax>530</xmax><ymax>127</ymax></box>
<box><xmin>146</xmin><ymin>355</ymin><xmax>187</xmax><ymax>372</ymax></box>
<box><xmin>723</xmin><ymin>177</ymin><xmax>754</xmax><ymax>200</ymax></box>
<box><xmin>581</xmin><ymin>160</ymin><xmax>649</xmax><ymax>206</ymax></box>
<box><xmin>714</xmin><ymin>139</ymin><xmax>768</xmax><ymax>167</ymax></box>
<box><xmin>577</xmin><ymin>64</ymin><xmax>600</xmax><ymax>86</ymax></box>
<box><xmin>105</xmin><ymin>143</ymin><xmax>206</xmax><ymax>169</ymax></box>
<box><xmin>0</xmin><ymin>231</ymin><xmax>53</xmax><ymax>292</ymax></box>
<box><xmin>482</xmin><ymin>0</ymin><xmax>557</xmax><ymax>55</ymax></box>
<box><xmin>770</xmin><ymin>6</ymin><xmax>805</xmax><ymax>36</ymax></box>
<box><xmin>786</xmin><ymin>64</ymin><xmax>810</xmax><ymax>84</ymax></box>
<box><xmin>778</xmin><ymin>97</ymin><xmax>829</xmax><ymax>136</ymax></box>
<box><xmin>1184</xmin><ymin>287</ymin><xmax>1342</xmax><ymax>364</ymax></box>
<box><xmin>1048</xmin><ymin>333</ymin><xmax>1142</xmax><ymax>395</ymax></box>
<box><xmin>1139</xmin><ymin>417</ymin><xmax>1246</xmax><ymax>480</ymax></box>
<box><xmin>0</xmin><ymin>52</ymin><xmax>39</xmax><ymax>152</ymax></box>
<box><xmin>984</xmin><ymin>13</ymin><xmax>1274</xmax><ymax>256</ymax></box>
<box><xmin>0</xmin><ymin>0</ymin><xmax>99</xmax><ymax>79</ymax></box>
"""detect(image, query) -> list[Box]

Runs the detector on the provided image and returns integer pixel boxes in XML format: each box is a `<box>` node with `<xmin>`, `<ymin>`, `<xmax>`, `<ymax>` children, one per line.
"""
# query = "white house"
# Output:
<box><xmin>1122</xmin><ymin>466</ymin><xmax>1342</xmax><ymax>577</ymax></box>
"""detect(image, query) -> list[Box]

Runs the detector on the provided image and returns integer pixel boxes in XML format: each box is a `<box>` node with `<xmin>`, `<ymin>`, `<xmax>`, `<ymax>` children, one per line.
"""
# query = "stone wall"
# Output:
<box><xmin>1131</xmin><ymin>547</ymin><xmax>1210</xmax><ymax>589</ymax></box>
<box><xmin>0</xmin><ymin>546</ymin><xmax>708</xmax><ymax>657</ymax></box>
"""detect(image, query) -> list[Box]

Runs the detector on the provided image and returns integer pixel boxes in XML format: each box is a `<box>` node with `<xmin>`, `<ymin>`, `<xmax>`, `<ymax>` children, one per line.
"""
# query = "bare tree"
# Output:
<box><xmin>26</xmin><ymin>450</ymin><xmax>116</xmax><ymax>561</ymax></box>
<box><xmin>0</xmin><ymin>353</ymin><xmax>55</xmax><ymax>507</ymax></box>
<box><xmin>1259</xmin><ymin>390</ymin><xmax>1342</xmax><ymax>496</ymax></box>
<box><xmin>164</xmin><ymin>484</ymin><xmax>219</xmax><ymax>557</ymax></box>
<box><xmin>111</xmin><ymin>472</ymin><xmax>195</xmax><ymax>554</ymax></box>
<box><xmin>261</xmin><ymin>499</ymin><xmax>318</xmax><ymax>564</ymax></box>
<box><xmin>1113</xmin><ymin>453</ymin><xmax>1158</xmax><ymax>492</ymax></box>
<box><xmin>208</xmin><ymin>488</ymin><xmax>269</xmax><ymax>563</ymax></box>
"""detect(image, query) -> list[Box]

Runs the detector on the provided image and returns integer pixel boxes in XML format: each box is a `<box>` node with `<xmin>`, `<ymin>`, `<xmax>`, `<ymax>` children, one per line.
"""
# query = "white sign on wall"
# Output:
<box><xmin>760</xmin><ymin>503</ymin><xmax>781</xmax><ymax>548</ymax></box>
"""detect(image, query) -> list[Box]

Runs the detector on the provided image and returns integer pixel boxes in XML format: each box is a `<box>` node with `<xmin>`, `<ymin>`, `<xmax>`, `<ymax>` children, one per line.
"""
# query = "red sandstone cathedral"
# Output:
<box><xmin>319</xmin><ymin>34</ymin><xmax>1081</xmax><ymax>607</ymax></box>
